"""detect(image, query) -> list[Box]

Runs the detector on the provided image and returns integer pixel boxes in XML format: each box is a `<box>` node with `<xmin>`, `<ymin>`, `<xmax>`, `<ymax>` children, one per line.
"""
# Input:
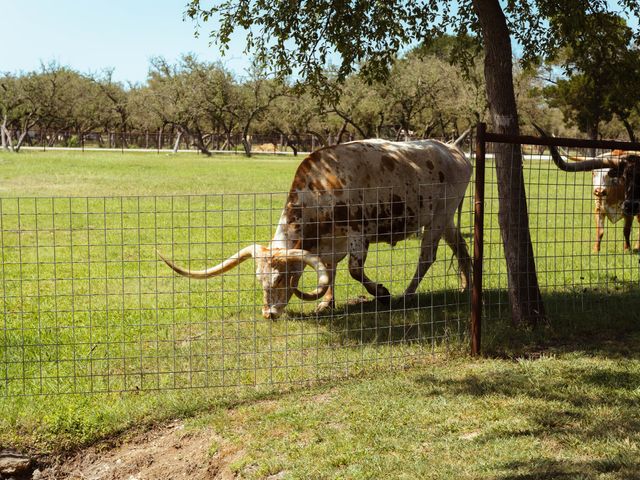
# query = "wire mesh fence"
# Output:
<box><xmin>479</xmin><ymin>134</ymin><xmax>640</xmax><ymax>327</ymax></box>
<box><xmin>0</xmin><ymin>184</ymin><xmax>473</xmax><ymax>396</ymax></box>
<box><xmin>6</xmin><ymin>128</ymin><xmax>639</xmax><ymax>397</ymax></box>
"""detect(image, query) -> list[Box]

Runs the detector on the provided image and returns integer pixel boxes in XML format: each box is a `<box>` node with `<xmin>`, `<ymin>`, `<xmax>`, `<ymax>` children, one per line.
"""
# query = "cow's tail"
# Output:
<box><xmin>445</xmin><ymin>196</ymin><xmax>471</xmax><ymax>292</ymax></box>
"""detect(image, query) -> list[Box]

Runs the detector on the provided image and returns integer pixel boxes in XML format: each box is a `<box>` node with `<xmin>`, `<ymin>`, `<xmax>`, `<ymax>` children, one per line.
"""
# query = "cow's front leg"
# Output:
<box><xmin>635</xmin><ymin>215</ymin><xmax>640</xmax><ymax>251</ymax></box>
<box><xmin>347</xmin><ymin>236</ymin><xmax>390</xmax><ymax>303</ymax></box>
<box><xmin>623</xmin><ymin>215</ymin><xmax>633</xmax><ymax>251</ymax></box>
<box><xmin>594</xmin><ymin>210</ymin><xmax>605</xmax><ymax>253</ymax></box>
<box><xmin>403</xmin><ymin>224</ymin><xmax>445</xmax><ymax>297</ymax></box>
<box><xmin>315</xmin><ymin>262</ymin><xmax>337</xmax><ymax>313</ymax></box>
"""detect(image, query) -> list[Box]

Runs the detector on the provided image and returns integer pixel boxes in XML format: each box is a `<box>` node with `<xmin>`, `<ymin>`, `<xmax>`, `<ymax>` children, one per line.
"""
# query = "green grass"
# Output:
<box><xmin>1</xmin><ymin>150</ymin><xmax>640</xmax><ymax>479</ymax></box>
<box><xmin>188</xmin><ymin>344</ymin><xmax>640</xmax><ymax>479</ymax></box>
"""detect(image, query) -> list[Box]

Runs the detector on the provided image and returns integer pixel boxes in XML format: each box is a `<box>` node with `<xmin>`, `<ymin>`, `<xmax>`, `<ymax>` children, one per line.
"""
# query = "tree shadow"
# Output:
<box><xmin>287</xmin><ymin>282</ymin><xmax>640</xmax><ymax>359</ymax></box>
<box><xmin>481</xmin><ymin>285</ymin><xmax>640</xmax><ymax>359</ymax></box>
<box><xmin>415</xmin><ymin>359</ymin><xmax>640</xmax><ymax>479</ymax></box>
<box><xmin>287</xmin><ymin>289</ymin><xmax>471</xmax><ymax>346</ymax></box>
<box><xmin>494</xmin><ymin>457</ymin><xmax>640</xmax><ymax>480</ymax></box>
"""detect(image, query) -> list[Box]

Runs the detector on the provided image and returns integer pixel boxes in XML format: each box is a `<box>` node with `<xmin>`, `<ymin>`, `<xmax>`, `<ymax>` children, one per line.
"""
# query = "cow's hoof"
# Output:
<box><xmin>401</xmin><ymin>292</ymin><xmax>419</xmax><ymax>307</ymax></box>
<box><xmin>375</xmin><ymin>286</ymin><xmax>391</xmax><ymax>305</ymax></box>
<box><xmin>315</xmin><ymin>301</ymin><xmax>334</xmax><ymax>314</ymax></box>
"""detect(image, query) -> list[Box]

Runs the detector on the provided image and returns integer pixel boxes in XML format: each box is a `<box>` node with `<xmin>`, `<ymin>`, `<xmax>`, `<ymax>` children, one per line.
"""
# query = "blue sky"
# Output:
<box><xmin>1</xmin><ymin>0</ymin><xmax>251</xmax><ymax>84</ymax></box>
<box><xmin>2</xmin><ymin>1</ymin><xmax>638</xmax><ymax>85</ymax></box>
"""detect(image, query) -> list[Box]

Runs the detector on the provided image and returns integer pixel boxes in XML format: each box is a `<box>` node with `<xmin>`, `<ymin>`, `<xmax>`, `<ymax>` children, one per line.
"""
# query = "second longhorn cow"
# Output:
<box><xmin>534</xmin><ymin>125</ymin><xmax>640</xmax><ymax>253</ymax></box>
<box><xmin>590</xmin><ymin>155</ymin><xmax>640</xmax><ymax>252</ymax></box>
<box><xmin>158</xmin><ymin>134</ymin><xmax>472</xmax><ymax>319</ymax></box>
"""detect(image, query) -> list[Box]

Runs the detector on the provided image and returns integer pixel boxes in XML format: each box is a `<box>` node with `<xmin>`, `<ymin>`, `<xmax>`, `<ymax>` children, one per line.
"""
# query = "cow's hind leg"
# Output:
<box><xmin>347</xmin><ymin>236</ymin><xmax>391</xmax><ymax>303</ymax></box>
<box><xmin>403</xmin><ymin>223</ymin><xmax>446</xmax><ymax>297</ymax></box>
<box><xmin>623</xmin><ymin>215</ymin><xmax>632</xmax><ymax>251</ymax></box>
<box><xmin>443</xmin><ymin>220</ymin><xmax>471</xmax><ymax>291</ymax></box>
<box><xmin>635</xmin><ymin>215</ymin><xmax>640</xmax><ymax>251</ymax></box>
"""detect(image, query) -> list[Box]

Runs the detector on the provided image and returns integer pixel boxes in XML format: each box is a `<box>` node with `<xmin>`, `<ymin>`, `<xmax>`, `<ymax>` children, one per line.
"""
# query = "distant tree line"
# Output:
<box><xmin>2</xmin><ymin>35</ymin><xmax>639</xmax><ymax>155</ymax></box>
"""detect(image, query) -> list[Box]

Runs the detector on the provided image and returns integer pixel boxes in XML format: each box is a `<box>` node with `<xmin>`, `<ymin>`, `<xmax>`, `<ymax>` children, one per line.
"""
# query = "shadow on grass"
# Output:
<box><xmin>288</xmin><ymin>289</ymin><xmax>471</xmax><ymax>346</ymax></box>
<box><xmin>481</xmin><ymin>284</ymin><xmax>640</xmax><ymax>359</ymax></box>
<box><xmin>287</xmin><ymin>282</ymin><xmax>640</xmax><ymax>358</ymax></box>
<box><xmin>495</xmin><ymin>457</ymin><xmax>640</xmax><ymax>480</ymax></box>
<box><xmin>414</xmin><ymin>344</ymin><xmax>640</xmax><ymax>479</ymax></box>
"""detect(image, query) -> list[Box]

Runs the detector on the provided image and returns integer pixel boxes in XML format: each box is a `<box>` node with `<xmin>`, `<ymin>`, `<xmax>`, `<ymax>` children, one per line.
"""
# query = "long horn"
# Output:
<box><xmin>557</xmin><ymin>146</ymin><xmax>590</xmax><ymax>162</ymax></box>
<box><xmin>157</xmin><ymin>244</ymin><xmax>262</xmax><ymax>279</ymax></box>
<box><xmin>275</xmin><ymin>249</ymin><xmax>330</xmax><ymax>301</ymax></box>
<box><xmin>532</xmin><ymin>124</ymin><xmax>622</xmax><ymax>171</ymax></box>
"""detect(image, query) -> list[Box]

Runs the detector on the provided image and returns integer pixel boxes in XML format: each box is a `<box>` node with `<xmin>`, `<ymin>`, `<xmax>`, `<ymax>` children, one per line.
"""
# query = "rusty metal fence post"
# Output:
<box><xmin>471</xmin><ymin>122</ymin><xmax>486</xmax><ymax>356</ymax></box>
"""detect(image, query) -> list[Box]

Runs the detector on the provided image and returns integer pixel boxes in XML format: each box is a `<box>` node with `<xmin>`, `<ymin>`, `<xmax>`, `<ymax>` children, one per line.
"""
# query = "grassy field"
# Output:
<box><xmin>1</xmin><ymin>150</ymin><xmax>640</xmax><ymax>479</ymax></box>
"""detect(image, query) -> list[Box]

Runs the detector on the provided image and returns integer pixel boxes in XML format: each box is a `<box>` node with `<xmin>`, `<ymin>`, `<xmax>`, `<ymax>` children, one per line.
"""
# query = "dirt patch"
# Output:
<box><xmin>35</xmin><ymin>422</ymin><xmax>241</xmax><ymax>480</ymax></box>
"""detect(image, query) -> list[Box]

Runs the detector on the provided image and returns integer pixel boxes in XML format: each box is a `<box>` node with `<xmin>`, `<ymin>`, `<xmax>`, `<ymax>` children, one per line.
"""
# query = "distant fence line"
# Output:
<box><xmin>7</xmin><ymin>130</ymin><xmax>480</xmax><ymax>155</ymax></box>
<box><xmin>8</xmin><ymin>130</ymin><xmax>349</xmax><ymax>154</ymax></box>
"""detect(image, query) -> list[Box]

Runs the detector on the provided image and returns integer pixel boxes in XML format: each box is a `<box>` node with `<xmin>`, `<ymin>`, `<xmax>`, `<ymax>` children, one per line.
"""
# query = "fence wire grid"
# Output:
<box><xmin>4</xmin><ymin>132</ymin><xmax>640</xmax><ymax>397</ymax></box>
<box><xmin>480</xmin><ymin>140</ymin><xmax>640</xmax><ymax>324</ymax></box>
<box><xmin>1</xmin><ymin>184</ymin><xmax>473</xmax><ymax>396</ymax></box>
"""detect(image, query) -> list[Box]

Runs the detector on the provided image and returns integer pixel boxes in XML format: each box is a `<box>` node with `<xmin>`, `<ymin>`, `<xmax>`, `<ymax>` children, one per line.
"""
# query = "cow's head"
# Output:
<box><xmin>157</xmin><ymin>245</ymin><xmax>329</xmax><ymax>320</ymax></box>
<box><xmin>619</xmin><ymin>156</ymin><xmax>640</xmax><ymax>215</ymax></box>
<box><xmin>533</xmin><ymin>125</ymin><xmax>640</xmax><ymax>216</ymax></box>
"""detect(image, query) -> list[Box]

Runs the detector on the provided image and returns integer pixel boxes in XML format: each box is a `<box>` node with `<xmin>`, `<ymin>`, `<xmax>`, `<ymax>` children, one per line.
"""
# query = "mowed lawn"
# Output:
<box><xmin>1</xmin><ymin>150</ymin><xmax>640</xmax><ymax>479</ymax></box>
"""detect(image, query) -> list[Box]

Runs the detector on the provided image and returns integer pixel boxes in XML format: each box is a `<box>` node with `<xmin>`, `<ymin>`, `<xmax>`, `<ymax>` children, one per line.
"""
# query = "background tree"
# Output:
<box><xmin>261</xmin><ymin>91</ymin><xmax>329</xmax><ymax>154</ymax></box>
<box><xmin>238</xmin><ymin>62</ymin><xmax>286</xmax><ymax>156</ymax></box>
<box><xmin>145</xmin><ymin>55</ymin><xmax>239</xmax><ymax>155</ymax></box>
<box><xmin>321</xmin><ymin>74</ymin><xmax>385</xmax><ymax>140</ymax></box>
<box><xmin>93</xmin><ymin>70</ymin><xmax>133</xmax><ymax>147</ymax></box>
<box><xmin>0</xmin><ymin>73</ymin><xmax>32</xmax><ymax>151</ymax></box>
<box><xmin>543</xmin><ymin>13</ymin><xmax>640</xmax><ymax>143</ymax></box>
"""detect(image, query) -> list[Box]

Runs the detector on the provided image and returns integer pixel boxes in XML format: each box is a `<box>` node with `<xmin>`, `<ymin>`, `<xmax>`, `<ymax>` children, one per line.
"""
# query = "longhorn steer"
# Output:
<box><xmin>591</xmin><ymin>161</ymin><xmax>640</xmax><ymax>252</ymax></box>
<box><xmin>158</xmin><ymin>136</ymin><xmax>472</xmax><ymax>319</ymax></box>
<box><xmin>534</xmin><ymin>125</ymin><xmax>640</xmax><ymax>252</ymax></box>
<box><xmin>534</xmin><ymin>125</ymin><xmax>640</xmax><ymax>216</ymax></box>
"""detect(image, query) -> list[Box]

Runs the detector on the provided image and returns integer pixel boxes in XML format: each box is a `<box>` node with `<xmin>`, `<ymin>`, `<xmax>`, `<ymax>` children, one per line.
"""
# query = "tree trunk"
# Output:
<box><xmin>285</xmin><ymin>136</ymin><xmax>298</xmax><ymax>156</ymax></box>
<box><xmin>1</xmin><ymin>116</ymin><xmax>8</xmax><ymax>150</ymax></box>
<box><xmin>472</xmin><ymin>0</ymin><xmax>546</xmax><ymax>326</ymax></box>
<box><xmin>15</xmin><ymin>130</ymin><xmax>30</xmax><ymax>152</ymax></box>
<box><xmin>622</xmin><ymin>119</ymin><xmax>636</xmax><ymax>142</ymax></box>
<box><xmin>335</xmin><ymin>120</ymin><xmax>348</xmax><ymax>145</ymax></box>
<box><xmin>2</xmin><ymin>123</ymin><xmax>15</xmax><ymax>152</ymax></box>
<box><xmin>173</xmin><ymin>130</ymin><xmax>183</xmax><ymax>153</ymax></box>
<box><xmin>194</xmin><ymin>127</ymin><xmax>212</xmax><ymax>156</ymax></box>
<box><xmin>242</xmin><ymin>123</ymin><xmax>252</xmax><ymax>157</ymax></box>
<box><xmin>587</xmin><ymin>121</ymin><xmax>599</xmax><ymax>156</ymax></box>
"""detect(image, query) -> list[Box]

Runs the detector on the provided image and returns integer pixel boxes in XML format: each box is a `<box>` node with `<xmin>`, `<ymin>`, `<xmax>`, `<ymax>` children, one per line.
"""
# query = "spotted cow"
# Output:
<box><xmin>158</xmin><ymin>135</ymin><xmax>472</xmax><ymax>319</ymax></box>
<box><xmin>591</xmin><ymin>152</ymin><xmax>640</xmax><ymax>252</ymax></box>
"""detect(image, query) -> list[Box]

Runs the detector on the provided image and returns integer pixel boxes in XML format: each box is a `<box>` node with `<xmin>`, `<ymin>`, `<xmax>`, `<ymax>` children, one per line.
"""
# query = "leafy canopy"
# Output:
<box><xmin>186</xmin><ymin>0</ymin><xmax>640</xmax><ymax>86</ymax></box>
